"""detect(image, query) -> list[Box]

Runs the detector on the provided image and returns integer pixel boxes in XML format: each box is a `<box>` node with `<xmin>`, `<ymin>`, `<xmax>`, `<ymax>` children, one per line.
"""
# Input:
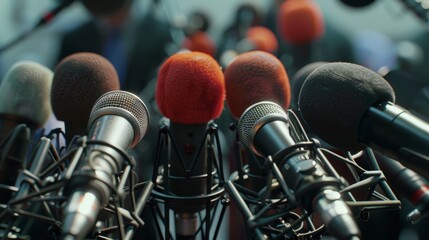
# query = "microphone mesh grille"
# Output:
<box><xmin>238</xmin><ymin>101</ymin><xmax>286</xmax><ymax>148</ymax></box>
<box><xmin>91</xmin><ymin>90</ymin><xmax>149</xmax><ymax>142</ymax></box>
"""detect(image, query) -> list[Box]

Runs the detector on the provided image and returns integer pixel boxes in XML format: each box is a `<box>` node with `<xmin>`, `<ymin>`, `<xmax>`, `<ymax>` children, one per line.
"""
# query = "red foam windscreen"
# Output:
<box><xmin>246</xmin><ymin>26</ymin><xmax>279</xmax><ymax>53</ymax></box>
<box><xmin>277</xmin><ymin>0</ymin><xmax>325</xmax><ymax>45</ymax></box>
<box><xmin>182</xmin><ymin>31</ymin><xmax>217</xmax><ymax>57</ymax></box>
<box><xmin>224</xmin><ymin>51</ymin><xmax>291</xmax><ymax>118</ymax></box>
<box><xmin>156</xmin><ymin>51</ymin><xmax>225</xmax><ymax>124</ymax></box>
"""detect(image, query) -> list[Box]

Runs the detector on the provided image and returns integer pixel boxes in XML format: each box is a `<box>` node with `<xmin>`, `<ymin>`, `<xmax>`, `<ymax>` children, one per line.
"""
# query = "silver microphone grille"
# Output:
<box><xmin>89</xmin><ymin>90</ymin><xmax>150</xmax><ymax>146</ymax></box>
<box><xmin>238</xmin><ymin>101</ymin><xmax>287</xmax><ymax>148</ymax></box>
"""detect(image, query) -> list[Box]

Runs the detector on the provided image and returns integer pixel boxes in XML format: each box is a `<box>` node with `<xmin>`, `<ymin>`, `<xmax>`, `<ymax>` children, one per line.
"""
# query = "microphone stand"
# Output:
<box><xmin>0</xmin><ymin>135</ymin><xmax>152</xmax><ymax>239</ymax></box>
<box><xmin>225</xmin><ymin>109</ymin><xmax>402</xmax><ymax>239</ymax></box>
<box><xmin>150</xmin><ymin>120</ymin><xmax>229</xmax><ymax>240</ymax></box>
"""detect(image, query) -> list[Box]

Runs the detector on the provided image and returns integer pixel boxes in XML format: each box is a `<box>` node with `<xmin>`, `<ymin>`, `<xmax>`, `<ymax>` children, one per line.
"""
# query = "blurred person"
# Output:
<box><xmin>180</xmin><ymin>10</ymin><xmax>217</xmax><ymax>56</ymax></box>
<box><xmin>56</xmin><ymin>0</ymin><xmax>173</xmax><ymax>177</ymax></box>
<box><xmin>216</xmin><ymin>3</ymin><xmax>263</xmax><ymax>59</ymax></box>
<box><xmin>184</xmin><ymin>10</ymin><xmax>211</xmax><ymax>35</ymax></box>
<box><xmin>57</xmin><ymin>0</ymin><xmax>172</xmax><ymax>95</ymax></box>
<box><xmin>56</xmin><ymin>1</ymin><xmax>173</xmax><ymax>239</ymax></box>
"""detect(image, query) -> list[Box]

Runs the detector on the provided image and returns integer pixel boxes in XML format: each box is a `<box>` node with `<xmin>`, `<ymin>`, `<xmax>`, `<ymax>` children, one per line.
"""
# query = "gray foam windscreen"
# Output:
<box><xmin>0</xmin><ymin>61</ymin><xmax>53</xmax><ymax>127</ymax></box>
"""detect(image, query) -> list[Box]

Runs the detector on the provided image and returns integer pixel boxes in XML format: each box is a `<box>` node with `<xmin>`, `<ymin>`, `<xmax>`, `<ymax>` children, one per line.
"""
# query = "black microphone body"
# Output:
<box><xmin>238</xmin><ymin>102</ymin><xmax>361</xmax><ymax>240</ymax></box>
<box><xmin>163</xmin><ymin>120</ymin><xmax>211</xmax><ymax>238</ymax></box>
<box><xmin>339</xmin><ymin>0</ymin><xmax>376</xmax><ymax>8</ymax></box>
<box><xmin>168</xmin><ymin>122</ymin><xmax>208</xmax><ymax>204</ymax></box>
<box><xmin>298</xmin><ymin>62</ymin><xmax>429</xmax><ymax>181</ymax></box>
<box><xmin>37</xmin><ymin>0</ymin><xmax>75</xmax><ymax>26</ymax></box>
<box><xmin>241</xmin><ymin>145</ymin><xmax>268</xmax><ymax>192</ymax></box>
<box><xmin>360</xmin><ymin>102</ymin><xmax>429</xmax><ymax>179</ymax></box>
<box><xmin>376</xmin><ymin>153</ymin><xmax>429</xmax><ymax>223</ymax></box>
<box><xmin>61</xmin><ymin>90</ymin><xmax>149</xmax><ymax>240</ymax></box>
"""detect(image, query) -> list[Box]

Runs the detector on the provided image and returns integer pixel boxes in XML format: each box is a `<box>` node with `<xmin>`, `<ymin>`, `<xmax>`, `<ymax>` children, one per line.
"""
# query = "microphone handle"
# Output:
<box><xmin>376</xmin><ymin>152</ymin><xmax>429</xmax><ymax>223</ymax></box>
<box><xmin>168</xmin><ymin>122</ymin><xmax>209</xmax><ymax>208</ymax></box>
<box><xmin>36</xmin><ymin>0</ymin><xmax>75</xmax><ymax>26</ymax></box>
<box><xmin>362</xmin><ymin>103</ymin><xmax>429</xmax><ymax>179</ymax></box>
<box><xmin>14</xmin><ymin>137</ymin><xmax>51</xmax><ymax>200</ymax></box>
<box><xmin>243</xmin><ymin>146</ymin><xmax>269</xmax><ymax>192</ymax></box>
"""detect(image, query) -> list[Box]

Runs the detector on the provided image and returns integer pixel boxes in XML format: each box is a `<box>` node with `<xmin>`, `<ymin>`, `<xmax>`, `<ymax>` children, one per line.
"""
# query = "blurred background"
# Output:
<box><xmin>0</xmin><ymin>0</ymin><xmax>428</xmax><ymax>77</ymax></box>
<box><xmin>1</xmin><ymin>0</ymin><xmax>429</xmax><ymax>239</ymax></box>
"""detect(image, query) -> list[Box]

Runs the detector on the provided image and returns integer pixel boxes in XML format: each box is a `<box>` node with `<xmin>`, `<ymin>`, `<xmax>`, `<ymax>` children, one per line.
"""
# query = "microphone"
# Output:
<box><xmin>290</xmin><ymin>61</ymin><xmax>328</xmax><ymax>110</ymax></box>
<box><xmin>276</xmin><ymin>0</ymin><xmax>325</xmax><ymax>72</ymax></box>
<box><xmin>245</xmin><ymin>26</ymin><xmax>279</xmax><ymax>54</ymax></box>
<box><xmin>155</xmin><ymin>51</ymin><xmax>225</xmax><ymax>238</ymax></box>
<box><xmin>224</xmin><ymin>51</ymin><xmax>291</xmax><ymax>119</ymax></box>
<box><xmin>376</xmin><ymin>153</ymin><xmax>429</xmax><ymax>223</ymax></box>
<box><xmin>181</xmin><ymin>31</ymin><xmax>217</xmax><ymax>57</ymax></box>
<box><xmin>238</xmin><ymin>101</ymin><xmax>362</xmax><ymax>240</ymax></box>
<box><xmin>0</xmin><ymin>61</ymin><xmax>53</xmax><ymax>133</ymax></box>
<box><xmin>298</xmin><ymin>62</ymin><xmax>429</xmax><ymax>179</ymax></box>
<box><xmin>277</xmin><ymin>0</ymin><xmax>324</xmax><ymax>45</ymax></box>
<box><xmin>36</xmin><ymin>0</ymin><xmax>75</xmax><ymax>27</ymax></box>
<box><xmin>339</xmin><ymin>0</ymin><xmax>376</xmax><ymax>8</ymax></box>
<box><xmin>51</xmin><ymin>52</ymin><xmax>120</xmax><ymax>145</ymax></box>
<box><xmin>61</xmin><ymin>90</ymin><xmax>149</xmax><ymax>240</ymax></box>
<box><xmin>224</xmin><ymin>50</ymin><xmax>290</xmax><ymax>191</ymax></box>
<box><xmin>0</xmin><ymin>61</ymin><xmax>53</xmax><ymax>201</ymax></box>
<box><xmin>377</xmin><ymin>41</ymin><xmax>425</xmax><ymax>114</ymax></box>
<box><xmin>0</xmin><ymin>61</ymin><xmax>53</xmax><ymax>237</ymax></box>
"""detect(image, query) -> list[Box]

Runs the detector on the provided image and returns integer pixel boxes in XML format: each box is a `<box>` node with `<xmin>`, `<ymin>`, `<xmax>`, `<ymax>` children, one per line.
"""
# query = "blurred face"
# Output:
<box><xmin>102</xmin><ymin>2</ymin><xmax>131</xmax><ymax>27</ymax></box>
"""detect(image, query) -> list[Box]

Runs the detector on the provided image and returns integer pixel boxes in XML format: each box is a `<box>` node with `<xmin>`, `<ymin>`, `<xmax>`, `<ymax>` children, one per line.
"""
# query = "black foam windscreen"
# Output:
<box><xmin>298</xmin><ymin>62</ymin><xmax>395</xmax><ymax>151</ymax></box>
<box><xmin>81</xmin><ymin>0</ymin><xmax>131</xmax><ymax>16</ymax></box>
<box><xmin>291</xmin><ymin>61</ymin><xmax>328</xmax><ymax>108</ymax></box>
<box><xmin>339</xmin><ymin>0</ymin><xmax>376</xmax><ymax>8</ymax></box>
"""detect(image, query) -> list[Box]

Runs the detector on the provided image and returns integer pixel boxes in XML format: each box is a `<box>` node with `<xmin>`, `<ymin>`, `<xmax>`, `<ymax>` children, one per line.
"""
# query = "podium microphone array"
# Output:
<box><xmin>0</xmin><ymin>49</ymin><xmax>428</xmax><ymax>240</ymax></box>
<box><xmin>0</xmin><ymin>61</ymin><xmax>53</xmax><ymax>205</ymax></box>
<box><xmin>223</xmin><ymin>51</ymin><xmax>363</xmax><ymax>240</ymax></box>
<box><xmin>0</xmin><ymin>53</ymin><xmax>154</xmax><ymax>240</ymax></box>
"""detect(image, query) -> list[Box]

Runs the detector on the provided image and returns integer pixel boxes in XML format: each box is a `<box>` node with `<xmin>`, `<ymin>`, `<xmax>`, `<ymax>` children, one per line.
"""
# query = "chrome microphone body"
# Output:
<box><xmin>238</xmin><ymin>101</ymin><xmax>361</xmax><ymax>240</ymax></box>
<box><xmin>61</xmin><ymin>90</ymin><xmax>149</xmax><ymax>240</ymax></box>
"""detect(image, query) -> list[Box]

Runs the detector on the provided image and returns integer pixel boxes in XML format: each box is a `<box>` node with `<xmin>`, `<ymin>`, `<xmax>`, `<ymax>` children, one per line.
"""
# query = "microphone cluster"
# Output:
<box><xmin>0</xmin><ymin>55</ymin><xmax>154</xmax><ymax>240</ymax></box>
<box><xmin>0</xmin><ymin>50</ymin><xmax>428</xmax><ymax>240</ymax></box>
